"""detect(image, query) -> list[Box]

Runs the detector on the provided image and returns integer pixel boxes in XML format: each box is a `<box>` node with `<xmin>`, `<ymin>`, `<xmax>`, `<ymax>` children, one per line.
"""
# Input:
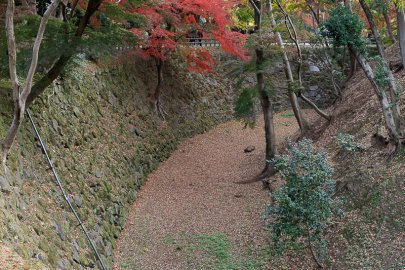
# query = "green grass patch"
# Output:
<box><xmin>120</xmin><ymin>259</ymin><xmax>137</xmax><ymax>269</ymax></box>
<box><xmin>281</xmin><ymin>112</ymin><xmax>295</xmax><ymax>118</ymax></box>
<box><xmin>165</xmin><ymin>232</ymin><xmax>270</xmax><ymax>270</ymax></box>
<box><xmin>0</xmin><ymin>79</ymin><xmax>12</xmax><ymax>90</ymax></box>
<box><xmin>0</xmin><ymin>84</ymin><xmax>12</xmax><ymax>140</ymax></box>
<box><xmin>192</xmin><ymin>233</ymin><xmax>236</xmax><ymax>270</ymax></box>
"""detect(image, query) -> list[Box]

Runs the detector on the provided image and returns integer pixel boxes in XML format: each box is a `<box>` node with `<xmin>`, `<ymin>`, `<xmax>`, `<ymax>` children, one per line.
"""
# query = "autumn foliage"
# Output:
<box><xmin>101</xmin><ymin>0</ymin><xmax>250</xmax><ymax>72</ymax></box>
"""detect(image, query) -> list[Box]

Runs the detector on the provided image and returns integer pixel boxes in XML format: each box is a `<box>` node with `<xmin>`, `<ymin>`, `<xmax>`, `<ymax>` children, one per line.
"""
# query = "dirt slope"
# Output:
<box><xmin>306</xmin><ymin>45</ymin><xmax>405</xmax><ymax>269</ymax></box>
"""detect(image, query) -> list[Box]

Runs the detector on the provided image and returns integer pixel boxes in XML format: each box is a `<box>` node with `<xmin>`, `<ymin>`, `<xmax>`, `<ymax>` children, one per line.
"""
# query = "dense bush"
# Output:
<box><xmin>336</xmin><ymin>132</ymin><xmax>363</xmax><ymax>152</ymax></box>
<box><xmin>321</xmin><ymin>5</ymin><xmax>367</xmax><ymax>53</ymax></box>
<box><xmin>268</xmin><ymin>139</ymin><xmax>339</xmax><ymax>265</ymax></box>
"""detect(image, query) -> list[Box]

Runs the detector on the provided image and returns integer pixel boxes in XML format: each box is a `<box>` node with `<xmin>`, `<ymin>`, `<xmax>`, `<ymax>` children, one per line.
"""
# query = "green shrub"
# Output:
<box><xmin>321</xmin><ymin>5</ymin><xmax>367</xmax><ymax>53</ymax></box>
<box><xmin>234</xmin><ymin>87</ymin><xmax>256</xmax><ymax>120</ymax></box>
<box><xmin>336</xmin><ymin>132</ymin><xmax>363</xmax><ymax>152</ymax></box>
<box><xmin>373</xmin><ymin>56</ymin><xmax>391</xmax><ymax>89</ymax></box>
<box><xmin>267</xmin><ymin>139</ymin><xmax>339</xmax><ymax>264</ymax></box>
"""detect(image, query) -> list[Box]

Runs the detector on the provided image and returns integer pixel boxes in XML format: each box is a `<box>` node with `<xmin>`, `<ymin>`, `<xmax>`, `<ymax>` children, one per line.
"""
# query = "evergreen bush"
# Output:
<box><xmin>268</xmin><ymin>139</ymin><xmax>339</xmax><ymax>265</ymax></box>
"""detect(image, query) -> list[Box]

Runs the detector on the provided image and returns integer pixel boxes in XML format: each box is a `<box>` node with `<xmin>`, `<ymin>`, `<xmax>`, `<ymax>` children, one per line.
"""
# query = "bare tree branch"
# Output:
<box><xmin>274</xmin><ymin>0</ymin><xmax>331</xmax><ymax>122</ymax></box>
<box><xmin>22</xmin><ymin>0</ymin><xmax>62</xmax><ymax>101</ymax></box>
<box><xmin>2</xmin><ymin>0</ymin><xmax>62</xmax><ymax>173</ymax></box>
<box><xmin>264</xmin><ymin>0</ymin><xmax>310</xmax><ymax>130</ymax></box>
<box><xmin>249</xmin><ymin>0</ymin><xmax>261</xmax><ymax>15</ymax></box>
<box><xmin>68</xmin><ymin>0</ymin><xmax>79</xmax><ymax>20</ymax></box>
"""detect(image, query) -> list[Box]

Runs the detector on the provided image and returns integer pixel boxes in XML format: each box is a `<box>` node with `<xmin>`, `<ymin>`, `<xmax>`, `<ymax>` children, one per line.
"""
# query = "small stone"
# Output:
<box><xmin>0</xmin><ymin>176</ymin><xmax>11</xmax><ymax>193</ymax></box>
<box><xmin>72</xmin><ymin>248</ymin><xmax>80</xmax><ymax>264</ymax></box>
<box><xmin>309</xmin><ymin>85</ymin><xmax>319</xmax><ymax>91</ymax></box>
<box><xmin>22</xmin><ymin>170</ymin><xmax>30</xmax><ymax>180</ymax></box>
<box><xmin>309</xmin><ymin>65</ymin><xmax>320</xmax><ymax>73</ymax></box>
<box><xmin>72</xmin><ymin>106</ymin><xmax>81</xmax><ymax>117</ymax></box>
<box><xmin>244</xmin><ymin>146</ymin><xmax>255</xmax><ymax>153</ymax></box>
<box><xmin>52</xmin><ymin>119</ymin><xmax>59</xmax><ymax>131</ymax></box>
<box><xmin>207</xmin><ymin>78</ymin><xmax>218</xmax><ymax>86</ymax></box>
<box><xmin>57</xmin><ymin>258</ymin><xmax>70</xmax><ymax>269</ymax></box>
<box><xmin>107</xmin><ymin>91</ymin><xmax>119</xmax><ymax>106</ymax></box>
<box><xmin>246</xmin><ymin>76</ymin><xmax>255</xmax><ymax>84</ymax></box>
<box><xmin>130</xmin><ymin>127</ymin><xmax>142</xmax><ymax>137</ymax></box>
<box><xmin>95</xmin><ymin>171</ymin><xmax>102</xmax><ymax>178</ymax></box>
<box><xmin>54</xmin><ymin>221</ymin><xmax>66</xmax><ymax>241</ymax></box>
<box><xmin>89</xmin><ymin>181</ymin><xmax>99</xmax><ymax>190</ymax></box>
<box><xmin>73</xmin><ymin>195</ymin><xmax>82</xmax><ymax>208</ymax></box>
<box><xmin>36</xmin><ymin>253</ymin><xmax>44</xmax><ymax>261</ymax></box>
<box><xmin>94</xmin><ymin>224</ymin><xmax>101</xmax><ymax>234</ymax></box>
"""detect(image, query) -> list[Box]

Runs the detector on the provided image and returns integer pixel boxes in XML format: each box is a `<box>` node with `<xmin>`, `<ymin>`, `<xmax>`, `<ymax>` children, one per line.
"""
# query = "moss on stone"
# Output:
<box><xmin>0</xmin><ymin>56</ymin><xmax>236</xmax><ymax>269</ymax></box>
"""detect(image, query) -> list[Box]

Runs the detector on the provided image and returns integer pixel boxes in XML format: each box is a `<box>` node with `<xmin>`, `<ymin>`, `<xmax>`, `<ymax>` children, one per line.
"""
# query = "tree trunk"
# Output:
<box><xmin>397</xmin><ymin>4</ymin><xmax>405</xmax><ymax>69</ymax></box>
<box><xmin>256</xmin><ymin>49</ymin><xmax>277</xmax><ymax>168</ymax></box>
<box><xmin>306</xmin><ymin>228</ymin><xmax>325</xmax><ymax>268</ymax></box>
<box><xmin>383</xmin><ymin>2</ymin><xmax>396</xmax><ymax>43</ymax></box>
<box><xmin>235</xmin><ymin>64</ymin><xmax>278</xmax><ymax>183</ymax></box>
<box><xmin>153</xmin><ymin>58</ymin><xmax>165</xmax><ymax>121</ymax></box>
<box><xmin>307</xmin><ymin>2</ymin><xmax>320</xmax><ymax>26</ymax></box>
<box><xmin>347</xmin><ymin>52</ymin><xmax>357</xmax><ymax>81</ymax></box>
<box><xmin>2</xmin><ymin>0</ymin><xmax>61</xmax><ymax>172</ymax></box>
<box><xmin>26</xmin><ymin>0</ymin><xmax>103</xmax><ymax>106</ymax></box>
<box><xmin>343</xmin><ymin>0</ymin><xmax>358</xmax><ymax>82</ymax></box>
<box><xmin>359</xmin><ymin>0</ymin><xmax>385</xmax><ymax>58</ymax></box>
<box><xmin>344</xmin><ymin>0</ymin><xmax>352</xmax><ymax>11</ymax></box>
<box><xmin>26</xmin><ymin>54</ymin><xmax>71</xmax><ymax>106</ymax></box>
<box><xmin>300</xmin><ymin>93</ymin><xmax>331</xmax><ymax>121</ymax></box>
<box><xmin>359</xmin><ymin>0</ymin><xmax>401</xmax><ymax>134</ymax></box>
<box><xmin>249</xmin><ymin>0</ymin><xmax>277</xmax><ymax>178</ymax></box>
<box><xmin>2</xmin><ymin>0</ymin><xmax>19</xmax><ymax>173</ymax></box>
<box><xmin>349</xmin><ymin>45</ymin><xmax>400</xmax><ymax>143</ymax></box>
<box><xmin>68</xmin><ymin>0</ymin><xmax>80</xmax><ymax>20</ymax></box>
<box><xmin>267</xmin><ymin>0</ymin><xmax>309</xmax><ymax>132</ymax></box>
<box><xmin>274</xmin><ymin>0</ymin><xmax>332</xmax><ymax>122</ymax></box>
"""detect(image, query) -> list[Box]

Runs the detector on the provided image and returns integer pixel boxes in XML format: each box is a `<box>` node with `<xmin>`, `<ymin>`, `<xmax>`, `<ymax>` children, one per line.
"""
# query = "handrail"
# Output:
<box><xmin>26</xmin><ymin>109</ymin><xmax>108</xmax><ymax>270</ymax></box>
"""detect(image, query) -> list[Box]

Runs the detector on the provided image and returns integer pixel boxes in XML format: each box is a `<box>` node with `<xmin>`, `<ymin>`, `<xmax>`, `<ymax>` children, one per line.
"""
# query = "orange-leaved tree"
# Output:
<box><xmin>116</xmin><ymin>0</ymin><xmax>249</xmax><ymax>119</ymax></box>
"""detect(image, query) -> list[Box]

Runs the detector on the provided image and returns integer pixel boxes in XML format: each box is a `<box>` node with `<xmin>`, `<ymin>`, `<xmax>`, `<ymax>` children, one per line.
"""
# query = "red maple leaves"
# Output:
<box><xmin>187</xmin><ymin>49</ymin><xmax>217</xmax><ymax>73</ymax></box>
<box><xmin>129</xmin><ymin>0</ymin><xmax>249</xmax><ymax>72</ymax></box>
<box><xmin>78</xmin><ymin>0</ymin><xmax>249</xmax><ymax>72</ymax></box>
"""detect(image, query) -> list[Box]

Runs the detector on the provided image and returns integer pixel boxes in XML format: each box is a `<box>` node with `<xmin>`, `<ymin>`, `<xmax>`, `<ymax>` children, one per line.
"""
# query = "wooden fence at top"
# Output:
<box><xmin>114</xmin><ymin>38</ymin><xmax>376</xmax><ymax>51</ymax></box>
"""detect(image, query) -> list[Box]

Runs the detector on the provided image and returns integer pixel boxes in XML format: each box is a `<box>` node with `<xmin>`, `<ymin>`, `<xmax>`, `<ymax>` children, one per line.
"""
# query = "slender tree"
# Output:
<box><xmin>2</xmin><ymin>0</ymin><xmax>62</xmax><ymax>173</ymax></box>
<box><xmin>323</xmin><ymin>6</ymin><xmax>403</xmax><ymax>148</ymax></box>
<box><xmin>265</xmin><ymin>0</ymin><xmax>311</xmax><ymax>131</ymax></box>
<box><xmin>273</xmin><ymin>0</ymin><xmax>331</xmax><ymax>122</ymax></box>
<box><xmin>382</xmin><ymin>0</ymin><xmax>396</xmax><ymax>43</ymax></box>
<box><xmin>26</xmin><ymin>0</ymin><xmax>104</xmax><ymax>106</ymax></box>
<box><xmin>250</xmin><ymin>0</ymin><xmax>277</xmax><ymax>177</ymax></box>
<box><xmin>396</xmin><ymin>1</ymin><xmax>405</xmax><ymax>68</ymax></box>
<box><xmin>359</xmin><ymin>0</ymin><xmax>401</xmax><ymax>133</ymax></box>
<box><xmin>344</xmin><ymin>0</ymin><xmax>358</xmax><ymax>82</ymax></box>
<box><xmin>1</xmin><ymin>0</ymin><xmax>113</xmax><ymax>171</ymax></box>
<box><xmin>128</xmin><ymin>0</ymin><xmax>248</xmax><ymax>120</ymax></box>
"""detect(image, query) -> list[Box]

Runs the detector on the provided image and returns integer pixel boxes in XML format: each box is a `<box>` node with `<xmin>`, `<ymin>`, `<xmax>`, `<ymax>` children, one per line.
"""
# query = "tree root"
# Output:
<box><xmin>155</xmin><ymin>99</ymin><xmax>167</xmax><ymax>122</ymax></box>
<box><xmin>235</xmin><ymin>164</ymin><xmax>277</xmax><ymax>185</ymax></box>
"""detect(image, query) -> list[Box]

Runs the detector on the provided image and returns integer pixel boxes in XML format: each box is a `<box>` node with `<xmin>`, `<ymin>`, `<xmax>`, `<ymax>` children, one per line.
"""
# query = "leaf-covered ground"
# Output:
<box><xmin>0</xmin><ymin>244</ymin><xmax>49</xmax><ymax>270</ymax></box>
<box><xmin>113</xmin><ymin>45</ymin><xmax>405</xmax><ymax>270</ymax></box>
<box><xmin>113</xmin><ymin>110</ymin><xmax>317</xmax><ymax>270</ymax></box>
